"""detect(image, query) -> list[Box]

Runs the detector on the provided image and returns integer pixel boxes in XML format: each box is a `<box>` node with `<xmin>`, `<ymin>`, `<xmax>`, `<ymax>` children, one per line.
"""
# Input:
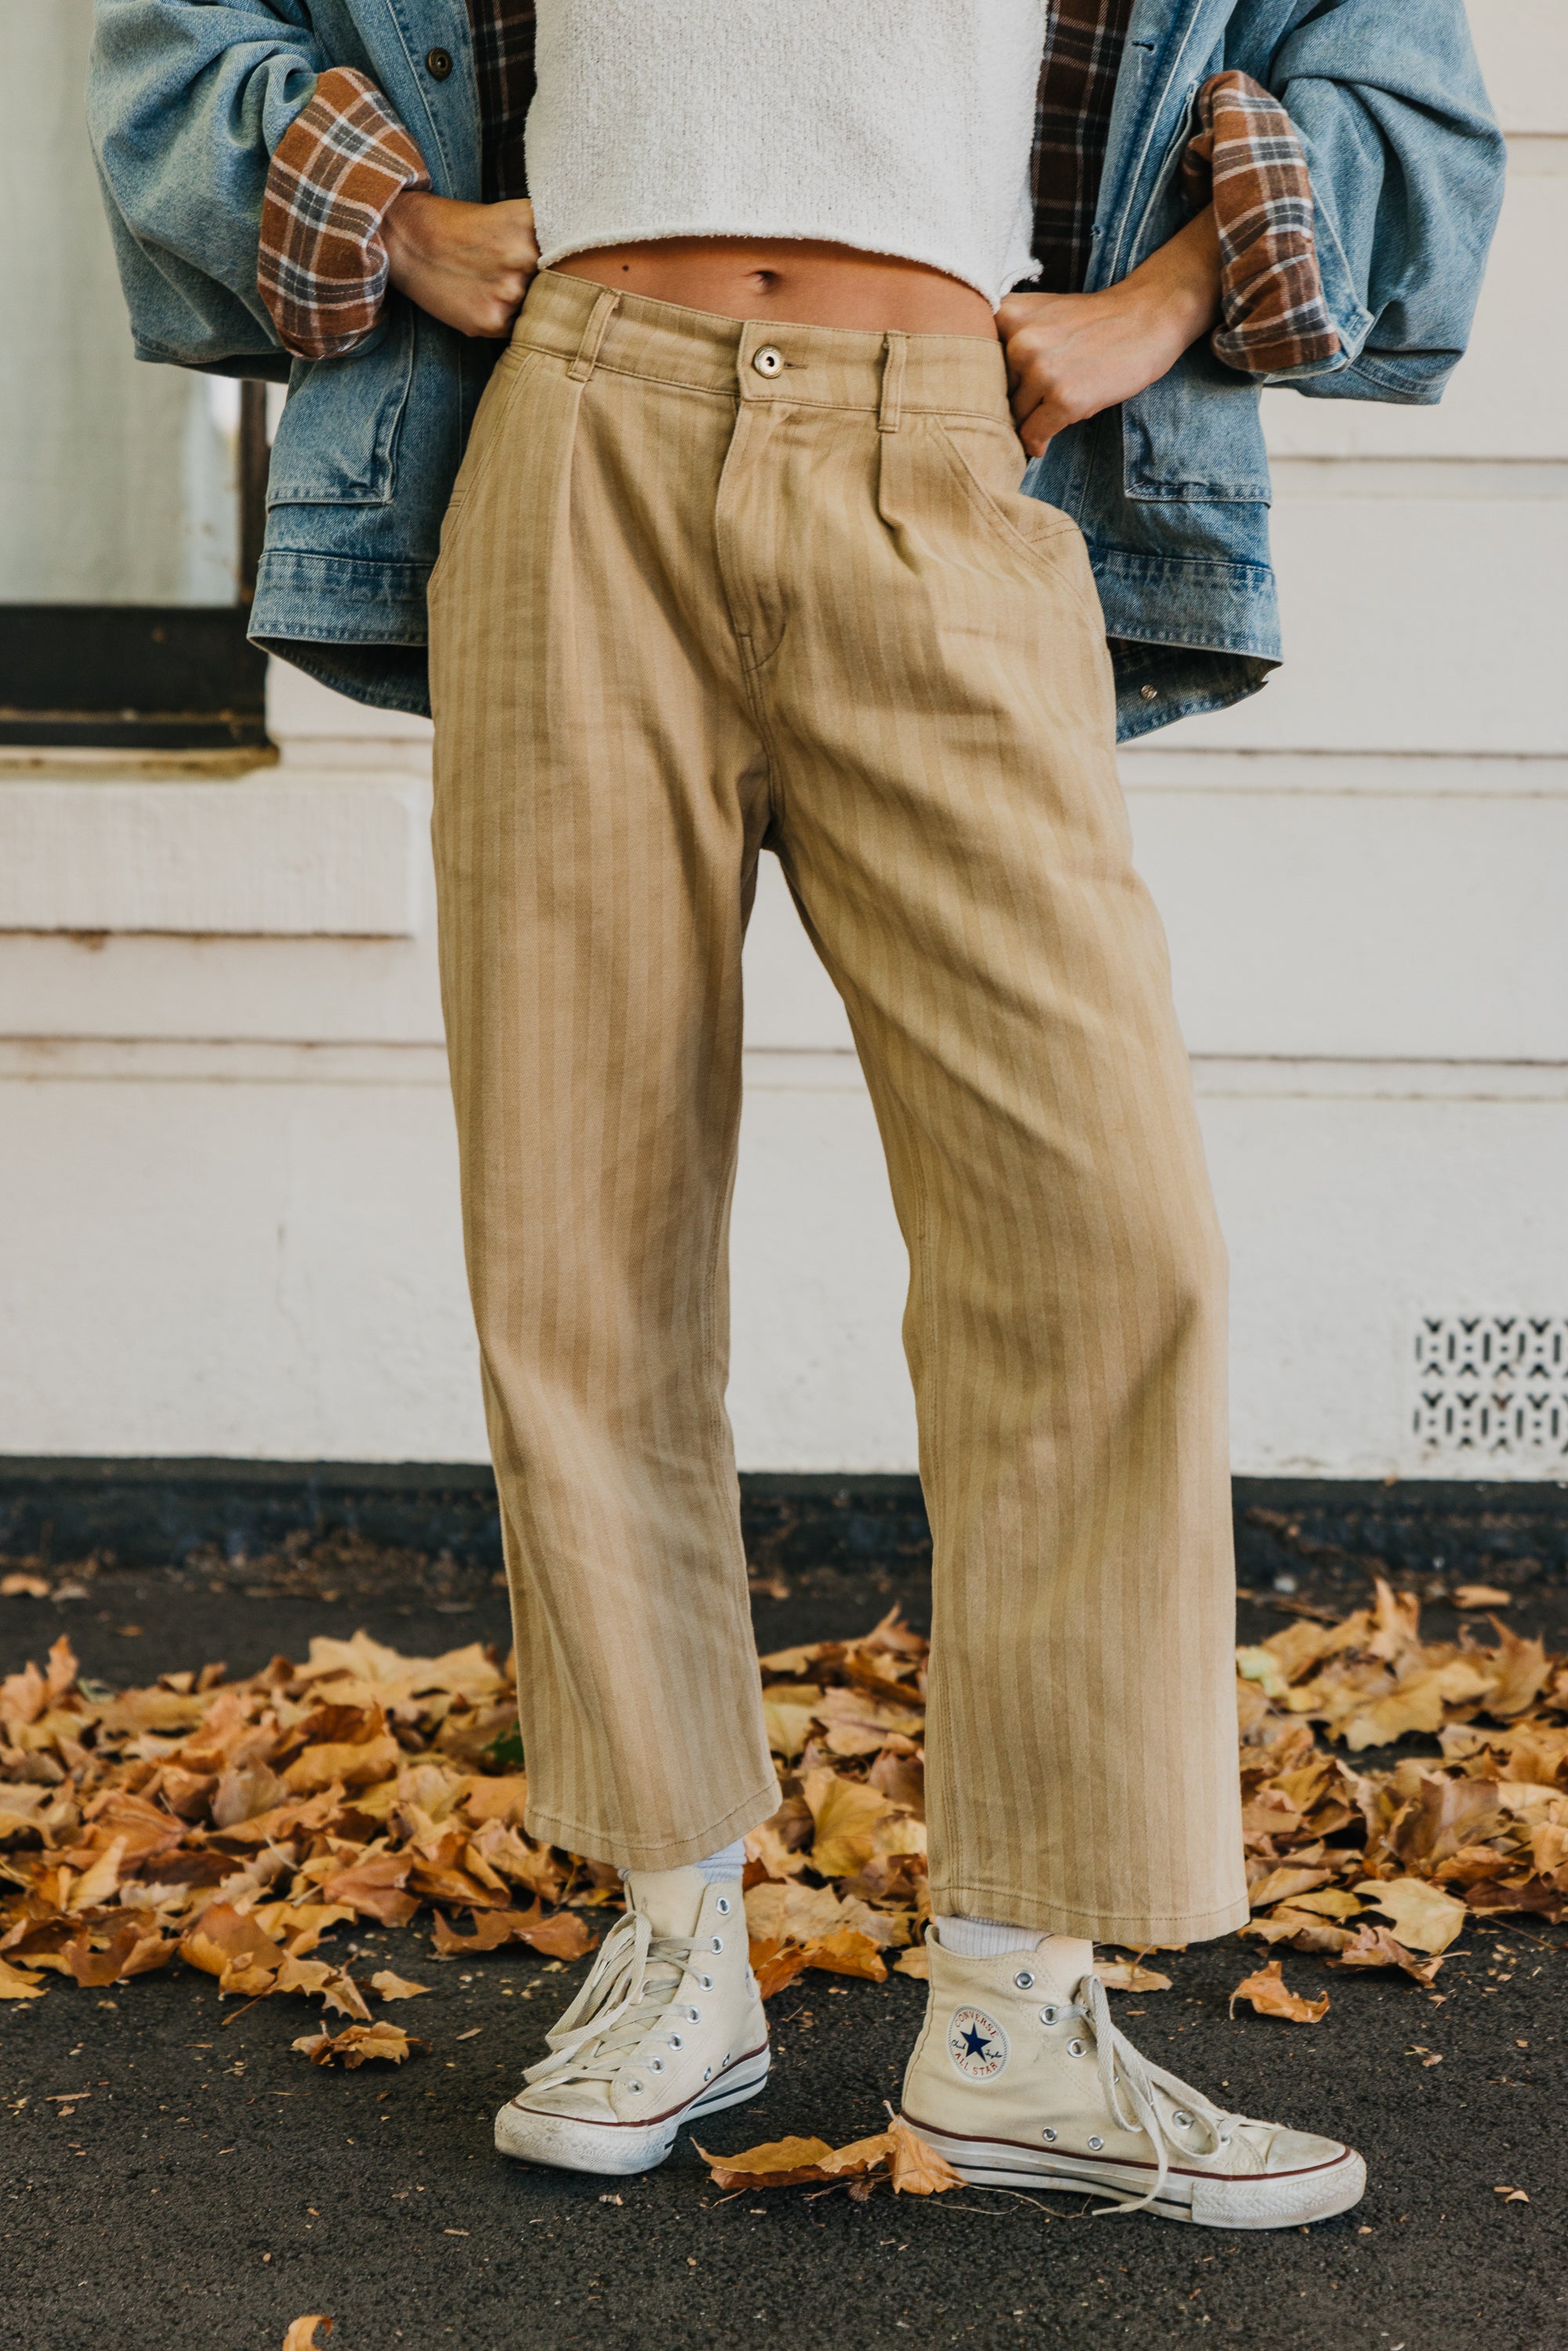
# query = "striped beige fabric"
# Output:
<box><xmin>427</xmin><ymin>269</ymin><xmax>1247</xmax><ymax>1943</ymax></box>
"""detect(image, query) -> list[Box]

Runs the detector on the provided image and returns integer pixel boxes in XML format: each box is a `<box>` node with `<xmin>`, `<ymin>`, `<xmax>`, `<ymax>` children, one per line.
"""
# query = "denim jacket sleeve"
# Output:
<box><xmin>88</xmin><ymin>0</ymin><xmax>328</xmax><ymax>375</ymax></box>
<box><xmin>1251</xmin><ymin>0</ymin><xmax>1505</xmax><ymax>401</ymax></box>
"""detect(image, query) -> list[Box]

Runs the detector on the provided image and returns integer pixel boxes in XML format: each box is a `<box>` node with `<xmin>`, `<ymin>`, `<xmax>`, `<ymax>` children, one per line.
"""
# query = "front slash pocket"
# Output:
<box><xmin>929</xmin><ymin>416</ymin><xmax>1105</xmax><ymax>631</ymax></box>
<box><xmin>426</xmin><ymin>347</ymin><xmax>539</xmax><ymax>600</ymax></box>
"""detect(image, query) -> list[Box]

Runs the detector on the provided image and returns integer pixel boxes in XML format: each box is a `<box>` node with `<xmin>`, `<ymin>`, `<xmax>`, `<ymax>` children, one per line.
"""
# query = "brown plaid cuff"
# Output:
<box><xmin>1184</xmin><ymin>70</ymin><xmax>1340</xmax><ymax>375</ymax></box>
<box><xmin>259</xmin><ymin>67</ymin><xmax>430</xmax><ymax>361</ymax></box>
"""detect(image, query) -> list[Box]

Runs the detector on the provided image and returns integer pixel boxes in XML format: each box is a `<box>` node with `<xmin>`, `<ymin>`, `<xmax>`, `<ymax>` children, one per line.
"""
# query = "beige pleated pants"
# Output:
<box><xmin>427</xmin><ymin>269</ymin><xmax>1247</xmax><ymax>1944</ymax></box>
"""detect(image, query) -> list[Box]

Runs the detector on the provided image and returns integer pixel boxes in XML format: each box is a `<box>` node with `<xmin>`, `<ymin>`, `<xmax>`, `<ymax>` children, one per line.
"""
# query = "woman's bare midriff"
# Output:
<box><xmin>551</xmin><ymin>238</ymin><xmax>1000</xmax><ymax>338</ymax></box>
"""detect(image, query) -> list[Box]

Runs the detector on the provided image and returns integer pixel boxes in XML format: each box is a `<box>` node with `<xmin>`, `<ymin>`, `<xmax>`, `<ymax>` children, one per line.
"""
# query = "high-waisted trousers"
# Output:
<box><xmin>427</xmin><ymin>268</ymin><xmax>1247</xmax><ymax>1943</ymax></box>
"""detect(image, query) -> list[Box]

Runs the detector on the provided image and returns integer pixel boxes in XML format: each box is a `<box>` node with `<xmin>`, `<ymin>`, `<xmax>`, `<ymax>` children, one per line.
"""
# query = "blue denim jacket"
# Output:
<box><xmin>89</xmin><ymin>0</ymin><xmax>1503</xmax><ymax>739</ymax></box>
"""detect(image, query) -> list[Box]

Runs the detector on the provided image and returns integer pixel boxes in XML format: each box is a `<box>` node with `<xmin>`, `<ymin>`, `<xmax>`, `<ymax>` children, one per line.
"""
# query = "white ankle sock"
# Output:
<box><xmin>935</xmin><ymin>1913</ymin><xmax>1043</xmax><ymax>1958</ymax></box>
<box><xmin>693</xmin><ymin>1839</ymin><xmax>746</xmax><ymax>1885</ymax></box>
<box><xmin>620</xmin><ymin>1839</ymin><xmax>746</xmax><ymax>1889</ymax></box>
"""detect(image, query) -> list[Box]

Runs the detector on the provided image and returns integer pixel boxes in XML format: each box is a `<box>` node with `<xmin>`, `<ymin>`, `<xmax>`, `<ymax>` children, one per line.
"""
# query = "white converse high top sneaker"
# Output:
<box><xmin>900</xmin><ymin>1934</ymin><xmax>1364</xmax><ymax>2228</ymax></box>
<box><xmin>494</xmin><ymin>1867</ymin><xmax>768</xmax><ymax>2175</ymax></box>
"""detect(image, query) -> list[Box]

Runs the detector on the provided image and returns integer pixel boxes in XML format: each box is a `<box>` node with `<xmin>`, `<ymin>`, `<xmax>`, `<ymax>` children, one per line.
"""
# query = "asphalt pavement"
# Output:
<box><xmin>3</xmin><ymin>1557</ymin><xmax>1564</xmax><ymax>2351</ymax></box>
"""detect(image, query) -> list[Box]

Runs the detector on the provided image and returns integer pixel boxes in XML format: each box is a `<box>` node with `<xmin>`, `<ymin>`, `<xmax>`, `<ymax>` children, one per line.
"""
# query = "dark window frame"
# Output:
<box><xmin>0</xmin><ymin>385</ymin><xmax>271</xmax><ymax>753</ymax></box>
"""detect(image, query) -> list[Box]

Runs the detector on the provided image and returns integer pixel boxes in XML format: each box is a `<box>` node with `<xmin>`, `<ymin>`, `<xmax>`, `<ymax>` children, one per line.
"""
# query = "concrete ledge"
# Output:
<box><xmin>0</xmin><ymin>777</ymin><xmax>423</xmax><ymax>936</ymax></box>
<box><xmin>1</xmin><ymin>1458</ymin><xmax>1564</xmax><ymax>1593</ymax></box>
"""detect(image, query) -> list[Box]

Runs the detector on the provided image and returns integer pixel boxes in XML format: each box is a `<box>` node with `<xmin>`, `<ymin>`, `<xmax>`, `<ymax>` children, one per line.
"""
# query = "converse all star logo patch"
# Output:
<box><xmin>947</xmin><ymin>2005</ymin><xmax>1007</xmax><ymax>2081</ymax></box>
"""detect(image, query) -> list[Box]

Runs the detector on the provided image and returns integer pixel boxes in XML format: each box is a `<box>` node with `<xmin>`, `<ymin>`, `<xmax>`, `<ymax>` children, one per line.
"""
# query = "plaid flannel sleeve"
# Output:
<box><xmin>258</xmin><ymin>67</ymin><xmax>431</xmax><ymax>361</ymax></box>
<box><xmin>1183</xmin><ymin>70</ymin><xmax>1340</xmax><ymax>376</ymax></box>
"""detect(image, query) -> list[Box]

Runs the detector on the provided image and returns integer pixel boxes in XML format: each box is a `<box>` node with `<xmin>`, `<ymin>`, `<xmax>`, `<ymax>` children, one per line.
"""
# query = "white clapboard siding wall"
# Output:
<box><xmin>0</xmin><ymin>2</ymin><xmax>1563</xmax><ymax>1477</ymax></box>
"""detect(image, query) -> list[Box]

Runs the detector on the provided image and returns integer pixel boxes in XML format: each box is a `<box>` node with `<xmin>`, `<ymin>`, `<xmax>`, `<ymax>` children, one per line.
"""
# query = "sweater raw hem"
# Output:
<box><xmin>539</xmin><ymin>225</ymin><xmax>1012</xmax><ymax>310</ymax></box>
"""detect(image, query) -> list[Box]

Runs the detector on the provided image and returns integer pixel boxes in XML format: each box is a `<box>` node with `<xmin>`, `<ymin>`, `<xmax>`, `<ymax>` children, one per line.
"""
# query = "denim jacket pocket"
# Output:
<box><xmin>1120</xmin><ymin>349</ymin><xmax>1272</xmax><ymax>506</ymax></box>
<box><xmin>267</xmin><ymin>306</ymin><xmax>417</xmax><ymax>508</ymax></box>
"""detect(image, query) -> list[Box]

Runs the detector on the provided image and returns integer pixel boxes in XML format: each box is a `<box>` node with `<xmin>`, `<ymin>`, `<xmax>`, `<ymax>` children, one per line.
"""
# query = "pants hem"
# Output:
<box><xmin>927</xmin><ymin>1882</ymin><xmax>1251</xmax><ymax>1946</ymax></box>
<box><xmin>524</xmin><ymin>1780</ymin><xmax>781</xmax><ymax>1873</ymax></box>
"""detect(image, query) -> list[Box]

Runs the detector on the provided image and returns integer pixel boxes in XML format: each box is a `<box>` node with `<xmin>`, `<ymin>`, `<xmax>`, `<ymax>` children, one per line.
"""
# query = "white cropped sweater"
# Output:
<box><xmin>525</xmin><ymin>0</ymin><xmax>1048</xmax><ymax>311</ymax></box>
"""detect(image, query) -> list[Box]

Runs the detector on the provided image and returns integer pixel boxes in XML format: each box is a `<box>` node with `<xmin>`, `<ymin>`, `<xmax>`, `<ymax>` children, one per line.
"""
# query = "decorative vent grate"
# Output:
<box><xmin>1413</xmin><ymin>1316</ymin><xmax>1568</xmax><ymax>1459</ymax></box>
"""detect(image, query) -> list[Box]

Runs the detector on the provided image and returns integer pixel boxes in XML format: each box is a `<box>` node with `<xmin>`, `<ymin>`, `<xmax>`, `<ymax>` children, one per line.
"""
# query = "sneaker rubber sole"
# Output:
<box><xmin>902</xmin><ymin>2114</ymin><xmax>1366</xmax><ymax>2229</ymax></box>
<box><xmin>496</xmin><ymin>2045</ymin><xmax>770</xmax><ymax>2176</ymax></box>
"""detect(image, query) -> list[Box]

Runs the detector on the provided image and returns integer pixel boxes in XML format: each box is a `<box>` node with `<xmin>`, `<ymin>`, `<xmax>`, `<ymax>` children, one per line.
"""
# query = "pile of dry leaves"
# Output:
<box><xmin>2</xmin><ymin>1584</ymin><xmax>1565</xmax><ymax>2076</ymax></box>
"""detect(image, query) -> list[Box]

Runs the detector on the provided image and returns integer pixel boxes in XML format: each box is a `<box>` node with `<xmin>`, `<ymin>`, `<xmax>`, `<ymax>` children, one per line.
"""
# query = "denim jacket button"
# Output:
<box><xmin>425</xmin><ymin>47</ymin><xmax>453</xmax><ymax>79</ymax></box>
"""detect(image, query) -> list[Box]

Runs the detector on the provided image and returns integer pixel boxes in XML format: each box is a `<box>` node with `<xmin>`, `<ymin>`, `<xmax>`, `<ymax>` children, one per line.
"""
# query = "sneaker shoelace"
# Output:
<box><xmin>1066</xmin><ymin>1972</ymin><xmax>1244</xmax><ymax>2216</ymax></box>
<box><xmin>521</xmin><ymin>1909</ymin><xmax>706</xmax><ymax>2092</ymax></box>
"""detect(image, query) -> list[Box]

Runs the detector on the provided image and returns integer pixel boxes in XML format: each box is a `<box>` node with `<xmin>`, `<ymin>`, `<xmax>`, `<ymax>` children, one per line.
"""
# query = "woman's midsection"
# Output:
<box><xmin>550</xmin><ymin>238</ymin><xmax>1000</xmax><ymax>339</ymax></box>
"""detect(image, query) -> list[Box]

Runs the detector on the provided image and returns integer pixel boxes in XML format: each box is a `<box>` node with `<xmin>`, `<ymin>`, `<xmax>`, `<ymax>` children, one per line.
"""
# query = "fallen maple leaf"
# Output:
<box><xmin>1277</xmin><ymin>1887</ymin><xmax>1365</xmax><ymax>1921</ymax></box>
<box><xmin>1454</xmin><ymin>1584</ymin><xmax>1511</xmax><ymax>1609</ymax></box>
<box><xmin>60</xmin><ymin>1921</ymin><xmax>175</xmax><ymax>1989</ymax></box>
<box><xmin>281</xmin><ymin>2319</ymin><xmax>332</xmax><ymax>2350</ymax></box>
<box><xmin>64</xmin><ymin>1835</ymin><xmax>129</xmax><ymax>1915</ymax></box>
<box><xmin>370</xmin><ymin>1970</ymin><xmax>432</xmax><ymax>2001</ymax></box>
<box><xmin>1484</xmin><ymin>1620</ymin><xmax>1551</xmax><ymax>1718</ymax></box>
<box><xmin>180</xmin><ymin>1903</ymin><xmax>287</xmax><ymax>1983</ymax></box>
<box><xmin>801</xmin><ymin>1769</ymin><xmax>893</xmax><ymax>1880</ymax></box>
<box><xmin>1329</xmin><ymin>1924</ymin><xmax>1444</xmax><ymax>1985</ymax></box>
<box><xmin>1095</xmin><ymin>1954</ymin><xmax>1173</xmax><ymax>1992</ymax></box>
<box><xmin>751</xmin><ymin>1946</ymin><xmax>809</xmax><ymax>2001</ymax></box>
<box><xmin>697</xmin><ymin>2131</ymin><xmax>894</xmax><ymax>2191</ymax></box>
<box><xmin>0</xmin><ymin>1955</ymin><xmax>48</xmax><ymax>2000</ymax></box>
<box><xmin>0</xmin><ymin>1573</ymin><xmax>51</xmax><ymax>1599</ymax></box>
<box><xmin>1228</xmin><ymin>1961</ymin><xmax>1329</xmax><ymax>2024</ymax></box>
<box><xmin>887</xmin><ymin>2112</ymin><xmax>963</xmax><ymax>2195</ymax></box>
<box><xmin>1353</xmin><ymin>1877</ymin><xmax>1467</xmax><ymax>1955</ymax></box>
<box><xmin>697</xmin><ymin>2135</ymin><xmax>848</xmax><ymax>2190</ymax></box>
<box><xmin>431</xmin><ymin>1905</ymin><xmax>594</xmax><ymax>1960</ymax></box>
<box><xmin>292</xmin><ymin>2020</ymin><xmax>425</xmax><ymax>2068</ymax></box>
<box><xmin>318</xmin><ymin>1852</ymin><xmax>419</xmax><ymax>1929</ymax></box>
<box><xmin>893</xmin><ymin>1946</ymin><xmax>930</xmax><ymax>1980</ymax></box>
<box><xmin>1248</xmin><ymin>1866</ymin><xmax>1334</xmax><ymax>1912</ymax></box>
<box><xmin>253</xmin><ymin>1901</ymin><xmax>358</xmax><ymax>1958</ymax></box>
<box><xmin>798</xmin><ymin>1927</ymin><xmax>887</xmax><ymax>1983</ymax></box>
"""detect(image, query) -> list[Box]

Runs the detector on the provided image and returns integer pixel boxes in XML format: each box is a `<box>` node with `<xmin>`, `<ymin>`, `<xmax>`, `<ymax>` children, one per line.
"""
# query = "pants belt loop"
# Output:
<box><xmin>878</xmin><ymin>332</ymin><xmax>907</xmax><ymax>434</ymax></box>
<box><xmin>568</xmin><ymin>286</ymin><xmax>621</xmax><ymax>382</ymax></box>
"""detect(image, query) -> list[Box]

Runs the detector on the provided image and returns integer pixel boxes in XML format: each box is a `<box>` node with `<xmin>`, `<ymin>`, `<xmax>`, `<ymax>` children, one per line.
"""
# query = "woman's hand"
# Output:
<box><xmin>996</xmin><ymin>207</ymin><xmax>1221</xmax><ymax>458</ymax></box>
<box><xmin>383</xmin><ymin>192</ymin><xmax>539</xmax><ymax>337</ymax></box>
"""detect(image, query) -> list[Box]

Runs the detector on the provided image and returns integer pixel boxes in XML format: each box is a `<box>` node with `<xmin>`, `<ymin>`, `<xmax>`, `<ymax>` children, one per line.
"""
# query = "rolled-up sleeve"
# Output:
<box><xmin>1183</xmin><ymin>70</ymin><xmax>1340</xmax><ymax>377</ymax></box>
<box><xmin>258</xmin><ymin>66</ymin><xmax>431</xmax><ymax>360</ymax></box>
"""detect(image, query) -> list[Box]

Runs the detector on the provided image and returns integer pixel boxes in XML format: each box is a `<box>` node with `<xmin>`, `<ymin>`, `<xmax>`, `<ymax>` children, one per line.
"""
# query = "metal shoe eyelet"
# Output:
<box><xmin>628</xmin><ymin>2080</ymin><xmax>643</xmax><ymax>2094</ymax></box>
<box><xmin>711</xmin><ymin>1936</ymin><xmax>724</xmax><ymax>1953</ymax></box>
<box><xmin>717</xmin><ymin>1897</ymin><xmax>731</xmax><ymax>1914</ymax></box>
<box><xmin>1174</xmin><ymin>2110</ymin><xmax>1192</xmax><ymax>2128</ymax></box>
<box><xmin>648</xmin><ymin>2058</ymin><xmax>664</xmax><ymax>2073</ymax></box>
<box><xmin>1087</xmin><ymin>2135</ymin><xmax>1105</xmax><ymax>2153</ymax></box>
<box><xmin>1039</xmin><ymin>2005</ymin><xmax>1058</xmax><ymax>2026</ymax></box>
<box><xmin>668</xmin><ymin>2033</ymin><xmax>684</xmax><ymax>2050</ymax></box>
<box><xmin>704</xmin><ymin>2066</ymin><xmax>713</xmax><ymax>2081</ymax></box>
<box><xmin>1067</xmin><ymin>2038</ymin><xmax>1087</xmax><ymax>2058</ymax></box>
<box><xmin>699</xmin><ymin>1973</ymin><xmax>713</xmax><ymax>1990</ymax></box>
<box><xmin>1220</xmin><ymin>2131</ymin><xmax>1232</xmax><ymax>2146</ymax></box>
<box><xmin>1014</xmin><ymin>1970</ymin><xmax>1036</xmax><ymax>1990</ymax></box>
<box><xmin>1042</xmin><ymin>2128</ymin><xmax>1058</xmax><ymax>2144</ymax></box>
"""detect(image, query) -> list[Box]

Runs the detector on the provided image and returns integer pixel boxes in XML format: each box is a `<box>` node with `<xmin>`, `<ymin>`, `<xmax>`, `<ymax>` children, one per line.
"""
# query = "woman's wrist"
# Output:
<box><xmin>383</xmin><ymin>187</ymin><xmax>437</xmax><ymax>283</ymax></box>
<box><xmin>1116</xmin><ymin>205</ymin><xmax>1221</xmax><ymax>354</ymax></box>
